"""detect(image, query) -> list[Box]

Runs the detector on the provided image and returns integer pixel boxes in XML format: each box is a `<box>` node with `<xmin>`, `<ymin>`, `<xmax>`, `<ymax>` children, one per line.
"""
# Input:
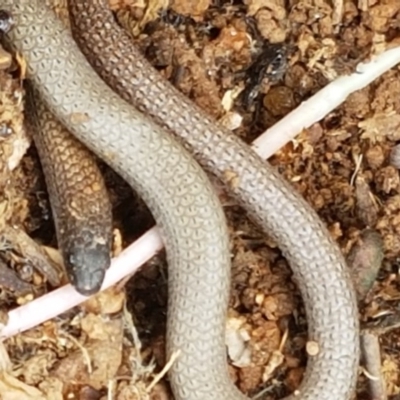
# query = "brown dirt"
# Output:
<box><xmin>1</xmin><ymin>0</ymin><xmax>400</xmax><ymax>399</ymax></box>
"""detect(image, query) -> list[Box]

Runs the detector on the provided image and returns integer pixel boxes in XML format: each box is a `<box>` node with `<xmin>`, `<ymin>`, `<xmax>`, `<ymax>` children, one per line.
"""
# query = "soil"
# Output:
<box><xmin>1</xmin><ymin>0</ymin><xmax>400</xmax><ymax>399</ymax></box>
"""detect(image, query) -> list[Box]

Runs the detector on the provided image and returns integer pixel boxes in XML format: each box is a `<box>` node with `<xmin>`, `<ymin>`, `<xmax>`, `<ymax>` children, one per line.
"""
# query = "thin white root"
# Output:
<box><xmin>252</xmin><ymin>46</ymin><xmax>400</xmax><ymax>160</ymax></box>
<box><xmin>146</xmin><ymin>350</ymin><xmax>181</xmax><ymax>393</ymax></box>
<box><xmin>0</xmin><ymin>227</ymin><xmax>163</xmax><ymax>339</ymax></box>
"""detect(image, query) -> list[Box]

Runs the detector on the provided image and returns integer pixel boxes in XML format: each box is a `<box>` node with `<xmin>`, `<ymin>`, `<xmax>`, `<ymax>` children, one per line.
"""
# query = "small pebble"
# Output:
<box><xmin>263</xmin><ymin>86</ymin><xmax>295</xmax><ymax>117</ymax></box>
<box><xmin>306</xmin><ymin>340</ymin><xmax>320</xmax><ymax>356</ymax></box>
<box><xmin>365</xmin><ymin>145</ymin><xmax>384</xmax><ymax>169</ymax></box>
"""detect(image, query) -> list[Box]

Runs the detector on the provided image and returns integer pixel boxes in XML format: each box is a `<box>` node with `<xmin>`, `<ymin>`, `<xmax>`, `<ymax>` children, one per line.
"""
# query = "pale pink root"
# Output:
<box><xmin>253</xmin><ymin>46</ymin><xmax>400</xmax><ymax>159</ymax></box>
<box><xmin>1</xmin><ymin>227</ymin><xmax>163</xmax><ymax>339</ymax></box>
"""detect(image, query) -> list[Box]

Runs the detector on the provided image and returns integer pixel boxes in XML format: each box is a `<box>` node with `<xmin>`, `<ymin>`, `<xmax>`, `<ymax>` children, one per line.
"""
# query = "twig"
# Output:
<box><xmin>0</xmin><ymin>258</ymin><xmax>32</xmax><ymax>295</ymax></box>
<box><xmin>360</xmin><ymin>330</ymin><xmax>387</xmax><ymax>400</ymax></box>
<box><xmin>362</xmin><ymin>311</ymin><xmax>400</xmax><ymax>337</ymax></box>
<box><xmin>146</xmin><ymin>350</ymin><xmax>180</xmax><ymax>393</ymax></box>
<box><xmin>332</xmin><ymin>0</ymin><xmax>344</xmax><ymax>26</ymax></box>
<box><xmin>350</xmin><ymin>154</ymin><xmax>363</xmax><ymax>187</ymax></box>
<box><xmin>2</xmin><ymin>225</ymin><xmax>61</xmax><ymax>286</ymax></box>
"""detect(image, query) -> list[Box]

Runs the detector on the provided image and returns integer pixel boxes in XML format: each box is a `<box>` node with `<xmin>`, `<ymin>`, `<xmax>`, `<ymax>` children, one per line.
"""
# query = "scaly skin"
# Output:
<box><xmin>1</xmin><ymin>1</ymin><xmax>235</xmax><ymax>399</ymax></box>
<box><xmin>26</xmin><ymin>87</ymin><xmax>112</xmax><ymax>295</ymax></box>
<box><xmin>1</xmin><ymin>1</ymin><xmax>360</xmax><ymax>400</ymax></box>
